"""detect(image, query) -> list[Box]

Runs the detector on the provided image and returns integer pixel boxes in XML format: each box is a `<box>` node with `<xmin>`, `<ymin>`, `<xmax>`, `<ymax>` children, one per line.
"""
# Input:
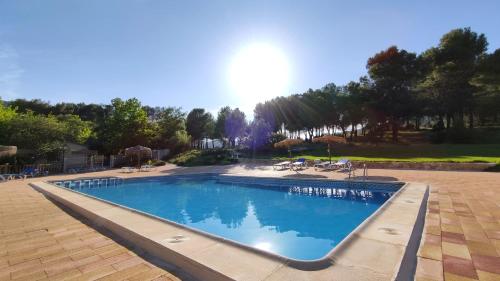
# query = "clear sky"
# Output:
<box><xmin>1</xmin><ymin>0</ymin><xmax>499</xmax><ymax>117</ymax></box>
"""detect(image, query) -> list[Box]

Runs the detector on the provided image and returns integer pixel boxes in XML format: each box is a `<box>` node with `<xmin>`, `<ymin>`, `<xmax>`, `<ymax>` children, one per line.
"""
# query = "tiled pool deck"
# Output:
<box><xmin>1</xmin><ymin>163</ymin><xmax>499</xmax><ymax>280</ymax></box>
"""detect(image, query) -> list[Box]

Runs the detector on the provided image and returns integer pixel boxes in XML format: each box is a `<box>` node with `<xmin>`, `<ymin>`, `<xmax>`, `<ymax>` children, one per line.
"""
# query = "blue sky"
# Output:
<box><xmin>1</xmin><ymin>0</ymin><xmax>499</xmax><ymax>116</ymax></box>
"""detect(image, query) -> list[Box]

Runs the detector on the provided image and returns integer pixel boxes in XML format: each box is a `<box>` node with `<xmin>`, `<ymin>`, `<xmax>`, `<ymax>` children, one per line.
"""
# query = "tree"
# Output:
<box><xmin>224</xmin><ymin>108</ymin><xmax>246</xmax><ymax>147</ymax></box>
<box><xmin>247</xmin><ymin>118</ymin><xmax>272</xmax><ymax>154</ymax></box>
<box><xmin>6</xmin><ymin>99</ymin><xmax>51</xmax><ymax>114</ymax></box>
<box><xmin>3</xmin><ymin>112</ymin><xmax>66</xmax><ymax>158</ymax></box>
<box><xmin>57</xmin><ymin>115</ymin><xmax>93</xmax><ymax>144</ymax></box>
<box><xmin>169</xmin><ymin>130</ymin><xmax>191</xmax><ymax>154</ymax></box>
<box><xmin>421</xmin><ymin>28</ymin><xmax>488</xmax><ymax>128</ymax></box>
<box><xmin>102</xmin><ymin>98</ymin><xmax>149</xmax><ymax>153</ymax></box>
<box><xmin>0</xmin><ymin>101</ymin><xmax>17</xmax><ymax>144</ymax></box>
<box><xmin>155</xmin><ymin>107</ymin><xmax>186</xmax><ymax>147</ymax></box>
<box><xmin>215</xmin><ymin>106</ymin><xmax>231</xmax><ymax>147</ymax></box>
<box><xmin>472</xmin><ymin>49</ymin><xmax>500</xmax><ymax>124</ymax></box>
<box><xmin>186</xmin><ymin>108</ymin><xmax>213</xmax><ymax>148</ymax></box>
<box><xmin>367</xmin><ymin>46</ymin><xmax>419</xmax><ymax>142</ymax></box>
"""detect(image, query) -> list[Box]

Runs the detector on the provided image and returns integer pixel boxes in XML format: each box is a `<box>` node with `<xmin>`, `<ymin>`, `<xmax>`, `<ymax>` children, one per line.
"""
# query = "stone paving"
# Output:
<box><xmin>0</xmin><ymin>178</ymin><xmax>182</xmax><ymax>281</ymax></box>
<box><xmin>1</xmin><ymin>163</ymin><xmax>500</xmax><ymax>280</ymax></box>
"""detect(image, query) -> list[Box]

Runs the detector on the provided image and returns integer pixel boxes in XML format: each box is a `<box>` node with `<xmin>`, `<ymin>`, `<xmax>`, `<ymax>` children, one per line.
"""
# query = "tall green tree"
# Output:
<box><xmin>102</xmin><ymin>98</ymin><xmax>149</xmax><ymax>153</ymax></box>
<box><xmin>224</xmin><ymin>108</ymin><xmax>246</xmax><ymax>147</ymax></box>
<box><xmin>421</xmin><ymin>28</ymin><xmax>488</xmax><ymax>128</ymax></box>
<box><xmin>157</xmin><ymin>107</ymin><xmax>186</xmax><ymax>142</ymax></box>
<box><xmin>472</xmin><ymin>49</ymin><xmax>500</xmax><ymax>124</ymax></box>
<box><xmin>367</xmin><ymin>46</ymin><xmax>419</xmax><ymax>142</ymax></box>
<box><xmin>186</xmin><ymin>108</ymin><xmax>213</xmax><ymax>148</ymax></box>
<box><xmin>215</xmin><ymin>106</ymin><xmax>231</xmax><ymax>147</ymax></box>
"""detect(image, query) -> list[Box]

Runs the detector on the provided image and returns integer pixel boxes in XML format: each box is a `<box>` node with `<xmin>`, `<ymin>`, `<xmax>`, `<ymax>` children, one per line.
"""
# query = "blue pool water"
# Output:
<box><xmin>58</xmin><ymin>175</ymin><xmax>401</xmax><ymax>260</ymax></box>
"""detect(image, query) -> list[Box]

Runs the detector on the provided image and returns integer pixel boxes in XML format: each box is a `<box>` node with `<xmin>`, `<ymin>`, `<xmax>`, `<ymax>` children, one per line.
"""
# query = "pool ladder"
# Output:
<box><xmin>348</xmin><ymin>163</ymin><xmax>368</xmax><ymax>180</ymax></box>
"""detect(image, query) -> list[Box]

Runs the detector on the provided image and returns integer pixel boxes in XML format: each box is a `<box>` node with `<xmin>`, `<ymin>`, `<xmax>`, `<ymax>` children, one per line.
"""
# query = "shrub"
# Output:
<box><xmin>151</xmin><ymin>160</ymin><xmax>166</xmax><ymax>166</ymax></box>
<box><xmin>169</xmin><ymin>149</ymin><xmax>238</xmax><ymax>166</ymax></box>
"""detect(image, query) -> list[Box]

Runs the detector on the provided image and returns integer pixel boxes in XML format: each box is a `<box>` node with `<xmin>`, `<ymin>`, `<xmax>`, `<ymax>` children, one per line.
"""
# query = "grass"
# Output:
<box><xmin>253</xmin><ymin>143</ymin><xmax>500</xmax><ymax>163</ymax></box>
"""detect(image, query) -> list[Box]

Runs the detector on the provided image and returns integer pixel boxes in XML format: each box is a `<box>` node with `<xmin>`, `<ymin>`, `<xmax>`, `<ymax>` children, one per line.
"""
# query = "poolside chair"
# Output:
<box><xmin>140</xmin><ymin>165</ymin><xmax>153</xmax><ymax>172</ymax></box>
<box><xmin>313</xmin><ymin>160</ymin><xmax>331</xmax><ymax>171</ymax></box>
<box><xmin>273</xmin><ymin>161</ymin><xmax>291</xmax><ymax>170</ymax></box>
<box><xmin>20</xmin><ymin>167</ymin><xmax>37</xmax><ymax>177</ymax></box>
<box><xmin>331</xmin><ymin>159</ymin><xmax>349</xmax><ymax>170</ymax></box>
<box><xmin>1</xmin><ymin>173</ymin><xmax>27</xmax><ymax>180</ymax></box>
<box><xmin>120</xmin><ymin>167</ymin><xmax>136</xmax><ymax>173</ymax></box>
<box><xmin>291</xmin><ymin>158</ymin><xmax>307</xmax><ymax>170</ymax></box>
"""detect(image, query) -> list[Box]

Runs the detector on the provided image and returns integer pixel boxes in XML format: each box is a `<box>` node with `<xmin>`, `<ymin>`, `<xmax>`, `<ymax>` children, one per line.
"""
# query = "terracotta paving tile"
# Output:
<box><xmin>419</xmin><ymin>243</ymin><xmax>443</xmax><ymax>261</ymax></box>
<box><xmin>444</xmin><ymin>272</ymin><xmax>478</xmax><ymax>281</ymax></box>
<box><xmin>443</xmin><ymin>255</ymin><xmax>478</xmax><ymax>280</ymax></box>
<box><xmin>484</xmin><ymin>230</ymin><xmax>500</xmax><ymax>240</ymax></box>
<box><xmin>78</xmin><ymin>253</ymin><xmax>133</xmax><ymax>273</ymax></box>
<box><xmin>470</xmin><ymin>254</ymin><xmax>500</xmax><ymax>275</ymax></box>
<box><xmin>428</xmin><ymin>225</ymin><xmax>443</xmax><ymax>236</ymax></box>
<box><xmin>0</xmin><ymin>178</ymin><xmax>181</xmax><ymax>281</ymax></box>
<box><xmin>10</xmin><ymin>270</ymin><xmax>47</xmax><ymax>281</ymax></box>
<box><xmin>68</xmin><ymin>265</ymin><xmax>117</xmax><ymax>281</ymax></box>
<box><xmin>111</xmin><ymin>255</ymin><xmax>144</xmax><ymax>271</ymax></box>
<box><xmin>466</xmin><ymin>241</ymin><xmax>499</xmax><ymax>257</ymax></box>
<box><xmin>99</xmin><ymin>246</ymin><xmax>129</xmax><ymax>259</ymax></box>
<box><xmin>476</xmin><ymin>270</ymin><xmax>500</xmax><ymax>281</ymax></box>
<box><xmin>68</xmin><ymin>247</ymin><xmax>95</xmax><ymax>261</ymax></box>
<box><xmin>42</xmin><ymin>256</ymin><xmax>78</xmax><ymax>277</ymax></box>
<box><xmin>442</xmin><ymin>242</ymin><xmax>472</xmax><ymax>260</ymax></box>
<box><xmin>10</xmin><ymin>264</ymin><xmax>45</xmax><ymax>280</ymax></box>
<box><xmin>38</xmin><ymin>268</ymin><xmax>82</xmax><ymax>281</ymax></box>
<box><xmin>151</xmin><ymin>276</ymin><xmax>177</xmax><ymax>281</ymax></box>
<box><xmin>442</xmin><ymin>224</ymin><xmax>465</xmax><ymax>234</ymax></box>
<box><xmin>442</xmin><ymin>232</ymin><xmax>467</xmax><ymax>244</ymax></box>
<box><xmin>415</xmin><ymin>257</ymin><xmax>444</xmax><ymax>281</ymax></box>
<box><xmin>127</xmin><ymin>267</ymin><xmax>177</xmax><ymax>281</ymax></box>
<box><xmin>426</xmin><ymin>234</ymin><xmax>442</xmax><ymax>245</ymax></box>
<box><xmin>95</xmin><ymin>263</ymin><xmax>151</xmax><ymax>281</ymax></box>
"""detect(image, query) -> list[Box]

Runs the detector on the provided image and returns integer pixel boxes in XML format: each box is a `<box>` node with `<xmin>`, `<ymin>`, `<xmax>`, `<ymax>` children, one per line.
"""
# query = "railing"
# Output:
<box><xmin>347</xmin><ymin>163</ymin><xmax>368</xmax><ymax>180</ymax></box>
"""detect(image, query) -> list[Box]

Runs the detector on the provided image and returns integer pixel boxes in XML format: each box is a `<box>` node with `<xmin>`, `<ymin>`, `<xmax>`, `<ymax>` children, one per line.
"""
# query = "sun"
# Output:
<box><xmin>228</xmin><ymin>43</ymin><xmax>290</xmax><ymax>106</ymax></box>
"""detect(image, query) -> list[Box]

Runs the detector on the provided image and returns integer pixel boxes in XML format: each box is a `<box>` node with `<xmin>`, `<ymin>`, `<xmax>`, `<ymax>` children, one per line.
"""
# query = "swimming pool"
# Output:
<box><xmin>54</xmin><ymin>175</ymin><xmax>402</xmax><ymax>260</ymax></box>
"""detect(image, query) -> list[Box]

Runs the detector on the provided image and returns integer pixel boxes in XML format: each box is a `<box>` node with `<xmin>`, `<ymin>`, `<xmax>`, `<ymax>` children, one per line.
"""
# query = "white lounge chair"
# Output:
<box><xmin>291</xmin><ymin>158</ymin><xmax>307</xmax><ymax>170</ymax></box>
<box><xmin>120</xmin><ymin>167</ymin><xmax>136</xmax><ymax>173</ymax></box>
<box><xmin>140</xmin><ymin>165</ymin><xmax>153</xmax><ymax>172</ymax></box>
<box><xmin>313</xmin><ymin>160</ymin><xmax>331</xmax><ymax>170</ymax></box>
<box><xmin>331</xmin><ymin>159</ymin><xmax>349</xmax><ymax>170</ymax></box>
<box><xmin>273</xmin><ymin>161</ymin><xmax>291</xmax><ymax>170</ymax></box>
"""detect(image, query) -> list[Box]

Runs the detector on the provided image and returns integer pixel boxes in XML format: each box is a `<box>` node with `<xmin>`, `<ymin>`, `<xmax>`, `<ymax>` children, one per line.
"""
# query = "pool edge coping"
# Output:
<box><xmin>30</xmin><ymin>174</ymin><xmax>427</xmax><ymax>280</ymax></box>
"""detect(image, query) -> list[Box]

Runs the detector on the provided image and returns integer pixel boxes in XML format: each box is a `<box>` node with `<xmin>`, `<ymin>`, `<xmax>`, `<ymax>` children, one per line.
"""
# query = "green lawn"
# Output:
<box><xmin>255</xmin><ymin>143</ymin><xmax>500</xmax><ymax>163</ymax></box>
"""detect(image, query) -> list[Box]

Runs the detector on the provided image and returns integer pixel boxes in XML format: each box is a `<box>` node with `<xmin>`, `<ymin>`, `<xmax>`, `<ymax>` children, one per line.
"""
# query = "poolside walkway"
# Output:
<box><xmin>1</xmin><ymin>163</ymin><xmax>499</xmax><ymax>280</ymax></box>
<box><xmin>0</xmin><ymin>178</ymin><xmax>182</xmax><ymax>281</ymax></box>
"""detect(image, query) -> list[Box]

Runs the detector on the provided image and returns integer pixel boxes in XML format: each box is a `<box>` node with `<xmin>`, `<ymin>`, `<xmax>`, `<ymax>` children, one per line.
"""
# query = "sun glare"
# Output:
<box><xmin>228</xmin><ymin>43</ymin><xmax>290</xmax><ymax>107</ymax></box>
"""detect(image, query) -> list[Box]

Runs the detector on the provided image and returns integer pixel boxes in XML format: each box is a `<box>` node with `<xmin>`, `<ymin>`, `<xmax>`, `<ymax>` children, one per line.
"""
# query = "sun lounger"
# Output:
<box><xmin>331</xmin><ymin>159</ymin><xmax>349</xmax><ymax>169</ymax></box>
<box><xmin>120</xmin><ymin>167</ymin><xmax>136</xmax><ymax>173</ymax></box>
<box><xmin>273</xmin><ymin>161</ymin><xmax>291</xmax><ymax>170</ymax></box>
<box><xmin>2</xmin><ymin>173</ymin><xmax>27</xmax><ymax>180</ymax></box>
<box><xmin>291</xmin><ymin>158</ymin><xmax>307</xmax><ymax>170</ymax></box>
<box><xmin>313</xmin><ymin>160</ymin><xmax>331</xmax><ymax>170</ymax></box>
<box><xmin>140</xmin><ymin>165</ymin><xmax>153</xmax><ymax>172</ymax></box>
